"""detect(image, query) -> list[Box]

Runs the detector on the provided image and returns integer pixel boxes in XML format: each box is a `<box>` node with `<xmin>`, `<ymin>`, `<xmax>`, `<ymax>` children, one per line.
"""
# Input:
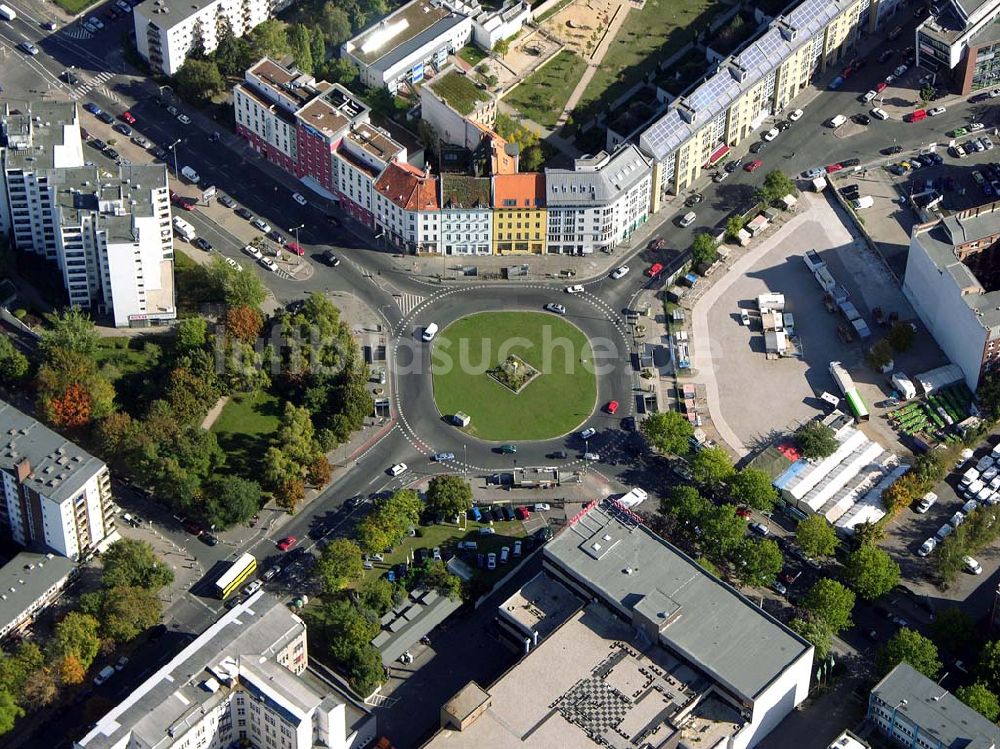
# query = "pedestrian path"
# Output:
<box><xmin>68</xmin><ymin>71</ymin><xmax>114</xmax><ymax>101</ymax></box>
<box><xmin>394</xmin><ymin>293</ymin><xmax>424</xmax><ymax>316</ymax></box>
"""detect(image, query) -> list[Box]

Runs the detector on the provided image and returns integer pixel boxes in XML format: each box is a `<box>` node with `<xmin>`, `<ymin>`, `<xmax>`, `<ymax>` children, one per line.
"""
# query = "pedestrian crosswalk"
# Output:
<box><xmin>395</xmin><ymin>293</ymin><xmax>424</xmax><ymax>315</ymax></box>
<box><xmin>62</xmin><ymin>26</ymin><xmax>93</xmax><ymax>40</ymax></box>
<box><xmin>68</xmin><ymin>71</ymin><xmax>115</xmax><ymax>101</ymax></box>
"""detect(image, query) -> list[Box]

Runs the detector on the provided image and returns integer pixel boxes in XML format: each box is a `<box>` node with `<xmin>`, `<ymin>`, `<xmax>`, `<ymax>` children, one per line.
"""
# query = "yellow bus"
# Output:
<box><xmin>215</xmin><ymin>553</ymin><xmax>256</xmax><ymax>599</ymax></box>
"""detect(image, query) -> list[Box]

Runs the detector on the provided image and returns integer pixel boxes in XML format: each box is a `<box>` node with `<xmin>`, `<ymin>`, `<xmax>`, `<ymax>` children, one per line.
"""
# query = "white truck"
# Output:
<box><xmin>617</xmin><ymin>488</ymin><xmax>648</xmax><ymax>509</ymax></box>
<box><xmin>172</xmin><ymin>216</ymin><xmax>196</xmax><ymax>241</ymax></box>
<box><xmin>0</xmin><ymin>4</ymin><xmax>17</xmax><ymax>20</ymax></box>
<box><xmin>891</xmin><ymin>372</ymin><xmax>917</xmax><ymax>401</ymax></box>
<box><xmin>811</xmin><ymin>177</ymin><xmax>827</xmax><ymax>192</ymax></box>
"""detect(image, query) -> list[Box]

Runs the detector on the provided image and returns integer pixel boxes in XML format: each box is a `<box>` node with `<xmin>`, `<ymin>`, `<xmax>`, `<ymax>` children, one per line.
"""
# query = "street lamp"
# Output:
<box><xmin>168</xmin><ymin>138</ymin><xmax>182</xmax><ymax>179</ymax></box>
<box><xmin>888</xmin><ymin>699</ymin><xmax>908</xmax><ymax>738</ymax></box>
<box><xmin>289</xmin><ymin>223</ymin><xmax>304</xmax><ymax>250</ymax></box>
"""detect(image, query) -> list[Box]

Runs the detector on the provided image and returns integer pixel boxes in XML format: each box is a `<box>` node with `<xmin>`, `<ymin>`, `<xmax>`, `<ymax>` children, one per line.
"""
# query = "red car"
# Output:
<box><xmin>736</xmin><ymin>506</ymin><xmax>752</xmax><ymax>519</ymax></box>
<box><xmin>277</xmin><ymin>536</ymin><xmax>297</xmax><ymax>551</ymax></box>
<box><xmin>183</xmin><ymin>519</ymin><xmax>203</xmax><ymax>537</ymax></box>
<box><xmin>170</xmin><ymin>191</ymin><xmax>196</xmax><ymax>211</ymax></box>
<box><xmin>875</xmin><ymin>81</ymin><xmax>887</xmax><ymax>93</ymax></box>
<box><xmin>515</xmin><ymin>506</ymin><xmax>530</xmax><ymax>520</ymax></box>
<box><xmin>121</xmin><ymin>111</ymin><xmax>136</xmax><ymax>125</ymax></box>
<box><xmin>744</xmin><ymin>159</ymin><xmax>763</xmax><ymax>172</ymax></box>
<box><xmin>825</xmin><ymin>162</ymin><xmax>844</xmax><ymax>174</ymax></box>
<box><xmin>646</xmin><ymin>263</ymin><xmax>664</xmax><ymax>277</ymax></box>
<box><xmin>605</xmin><ymin>400</ymin><xmax>619</xmax><ymax>415</ymax></box>
<box><xmin>285</xmin><ymin>242</ymin><xmax>304</xmax><ymax>256</ymax></box>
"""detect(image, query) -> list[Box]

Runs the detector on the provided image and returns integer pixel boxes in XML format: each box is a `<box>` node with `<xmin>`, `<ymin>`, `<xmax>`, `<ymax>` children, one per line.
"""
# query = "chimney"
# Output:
<box><xmin>15</xmin><ymin>458</ymin><xmax>31</xmax><ymax>482</ymax></box>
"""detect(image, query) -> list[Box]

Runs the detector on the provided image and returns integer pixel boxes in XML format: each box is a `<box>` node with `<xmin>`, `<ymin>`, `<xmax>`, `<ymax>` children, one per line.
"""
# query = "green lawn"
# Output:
<box><xmin>93</xmin><ymin>337</ymin><xmax>167</xmax><ymax>415</ymax></box>
<box><xmin>211</xmin><ymin>391</ymin><xmax>282</xmax><ymax>476</ymax></box>
<box><xmin>431</xmin><ymin>311</ymin><xmax>596</xmax><ymax>441</ymax></box>
<box><xmin>576</xmin><ymin>0</ymin><xmax>721</xmax><ymax>120</ymax></box>
<box><xmin>430</xmin><ymin>71</ymin><xmax>491</xmax><ymax>116</ymax></box>
<box><xmin>504</xmin><ymin>50</ymin><xmax>587</xmax><ymax>129</ymax></box>
<box><xmin>459</xmin><ymin>45</ymin><xmax>489</xmax><ymax>66</ymax></box>
<box><xmin>54</xmin><ymin>0</ymin><xmax>99</xmax><ymax>13</ymax></box>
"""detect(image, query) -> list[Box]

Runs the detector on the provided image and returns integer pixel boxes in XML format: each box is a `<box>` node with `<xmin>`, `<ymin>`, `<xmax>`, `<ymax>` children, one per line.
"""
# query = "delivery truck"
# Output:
<box><xmin>172</xmin><ymin>216</ymin><xmax>196</xmax><ymax>241</ymax></box>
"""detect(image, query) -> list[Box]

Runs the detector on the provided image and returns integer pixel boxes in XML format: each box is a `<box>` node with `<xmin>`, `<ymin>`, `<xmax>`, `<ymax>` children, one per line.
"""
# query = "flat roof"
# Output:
<box><xmin>441</xmin><ymin>174</ymin><xmax>491</xmax><ymax>209</ymax></box>
<box><xmin>872</xmin><ymin>663</ymin><xmax>1000</xmax><ymax>749</ymax></box>
<box><xmin>0</xmin><ymin>550</ymin><xmax>76</xmax><ymax>635</ymax></box>
<box><xmin>347</xmin><ymin>0</ymin><xmax>464</xmax><ymax>67</ymax></box>
<box><xmin>497</xmin><ymin>573</ymin><xmax>582</xmax><ymax>639</ymax></box>
<box><xmin>423</xmin><ymin>603</ymin><xmax>742</xmax><ymax>748</ymax></box>
<box><xmin>78</xmin><ymin>593</ymin><xmax>329</xmax><ymax>748</ymax></box>
<box><xmin>544</xmin><ymin>501</ymin><xmax>812</xmax><ymax>701</ymax></box>
<box><xmin>1</xmin><ymin>101</ymin><xmax>79</xmax><ymax>171</ymax></box>
<box><xmin>372</xmin><ymin>586</ymin><xmax>461</xmax><ymax>666</ymax></box>
<box><xmin>0</xmin><ymin>401</ymin><xmax>107</xmax><ymax>505</ymax></box>
<box><xmin>134</xmin><ymin>0</ymin><xmax>227</xmax><ymax>31</ymax></box>
<box><xmin>428</xmin><ymin>71</ymin><xmax>493</xmax><ymax>116</ymax></box>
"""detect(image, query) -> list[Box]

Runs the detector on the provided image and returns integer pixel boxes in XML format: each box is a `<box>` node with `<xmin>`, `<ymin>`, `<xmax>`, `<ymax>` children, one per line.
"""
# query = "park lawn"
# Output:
<box><xmin>54</xmin><ymin>0</ymin><xmax>99</xmax><ymax>13</ymax></box>
<box><xmin>429</xmin><ymin>71</ymin><xmax>491</xmax><ymax>116</ymax></box>
<box><xmin>576</xmin><ymin>0</ymin><xmax>720</xmax><ymax>118</ymax></box>
<box><xmin>459</xmin><ymin>45</ymin><xmax>488</xmax><ymax>66</ymax></box>
<box><xmin>504</xmin><ymin>50</ymin><xmax>587</xmax><ymax>129</ymax></box>
<box><xmin>432</xmin><ymin>311</ymin><xmax>596</xmax><ymax>441</ymax></box>
<box><xmin>211</xmin><ymin>391</ymin><xmax>282</xmax><ymax>476</ymax></box>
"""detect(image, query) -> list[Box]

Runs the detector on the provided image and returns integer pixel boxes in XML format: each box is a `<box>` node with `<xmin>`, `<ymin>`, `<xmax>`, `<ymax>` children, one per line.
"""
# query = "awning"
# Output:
<box><xmin>707</xmin><ymin>143</ymin><xmax>730</xmax><ymax>166</ymax></box>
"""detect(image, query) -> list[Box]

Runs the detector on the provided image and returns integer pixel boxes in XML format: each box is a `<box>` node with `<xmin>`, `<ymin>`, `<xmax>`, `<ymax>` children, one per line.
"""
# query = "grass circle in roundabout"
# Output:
<box><xmin>431</xmin><ymin>311</ymin><xmax>597</xmax><ymax>441</ymax></box>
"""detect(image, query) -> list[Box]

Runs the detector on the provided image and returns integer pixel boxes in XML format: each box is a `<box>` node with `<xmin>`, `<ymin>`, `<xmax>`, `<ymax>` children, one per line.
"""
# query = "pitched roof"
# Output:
<box><xmin>374</xmin><ymin>161</ymin><xmax>440</xmax><ymax>211</ymax></box>
<box><xmin>492</xmin><ymin>173</ymin><xmax>545</xmax><ymax>209</ymax></box>
<box><xmin>545</xmin><ymin>145</ymin><xmax>651</xmax><ymax>206</ymax></box>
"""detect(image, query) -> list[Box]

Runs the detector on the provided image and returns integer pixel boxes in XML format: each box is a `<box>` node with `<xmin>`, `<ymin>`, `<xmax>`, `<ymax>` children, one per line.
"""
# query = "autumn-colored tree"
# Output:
<box><xmin>47</xmin><ymin>382</ymin><xmax>92</xmax><ymax>428</ymax></box>
<box><xmin>306</xmin><ymin>455</ymin><xmax>331</xmax><ymax>487</ymax></box>
<box><xmin>21</xmin><ymin>667</ymin><xmax>58</xmax><ymax>709</ymax></box>
<box><xmin>882</xmin><ymin>473</ymin><xmax>921</xmax><ymax>514</ymax></box>
<box><xmin>225</xmin><ymin>305</ymin><xmax>264</xmax><ymax>343</ymax></box>
<box><xmin>57</xmin><ymin>654</ymin><xmax>86</xmax><ymax>685</ymax></box>
<box><xmin>277</xmin><ymin>477</ymin><xmax>305</xmax><ymax>512</ymax></box>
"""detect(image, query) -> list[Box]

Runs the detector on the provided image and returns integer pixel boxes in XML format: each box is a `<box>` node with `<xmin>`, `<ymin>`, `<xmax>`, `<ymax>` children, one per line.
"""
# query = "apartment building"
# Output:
<box><xmin>440</xmin><ymin>174</ymin><xmax>492</xmax><ymax>255</ymax></box>
<box><xmin>639</xmin><ymin>0</ymin><xmax>866</xmax><ymax>195</ymax></box>
<box><xmin>374</xmin><ymin>161</ymin><xmax>441</xmax><ymax>253</ymax></box>
<box><xmin>492</xmin><ymin>173</ymin><xmax>545</xmax><ymax>254</ymax></box>
<box><xmin>0</xmin><ymin>401</ymin><xmax>116</xmax><ymax>561</ymax></box>
<box><xmin>902</xmin><ymin>201</ymin><xmax>1000</xmax><ymax>392</ymax></box>
<box><xmin>869</xmin><ymin>663</ymin><xmax>1000</xmax><ymax>748</ymax></box>
<box><xmin>0</xmin><ymin>550</ymin><xmax>76</xmax><ymax>641</ymax></box>
<box><xmin>234</xmin><ymin>57</ymin><xmax>406</xmax><ymax>212</ymax></box>
<box><xmin>342</xmin><ymin>0</ymin><xmax>474</xmax><ymax>93</ymax></box>
<box><xmin>77</xmin><ymin>593</ymin><xmax>376</xmax><ymax>749</ymax></box>
<box><xmin>544</xmin><ymin>145</ymin><xmax>651</xmax><ymax>256</ymax></box>
<box><xmin>420</xmin><ymin>68</ymin><xmax>498</xmax><ymax>150</ymax></box>
<box><xmin>917</xmin><ymin>0</ymin><xmax>1000</xmax><ymax>94</ymax></box>
<box><xmin>426</xmin><ymin>499</ymin><xmax>813</xmax><ymax>749</ymax></box>
<box><xmin>134</xmin><ymin>0</ymin><xmax>297</xmax><ymax>75</ymax></box>
<box><xmin>0</xmin><ymin>103</ymin><xmax>175</xmax><ymax>327</ymax></box>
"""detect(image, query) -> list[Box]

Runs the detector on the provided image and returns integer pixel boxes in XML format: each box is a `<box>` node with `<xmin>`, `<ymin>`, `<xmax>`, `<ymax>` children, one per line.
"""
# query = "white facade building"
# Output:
<box><xmin>134</xmin><ymin>0</ymin><xmax>296</xmax><ymax>75</ymax></box>
<box><xmin>373</xmin><ymin>161</ymin><xmax>441</xmax><ymax>253</ymax></box>
<box><xmin>544</xmin><ymin>145</ymin><xmax>652</xmax><ymax>255</ymax></box>
<box><xmin>439</xmin><ymin>175</ymin><xmax>492</xmax><ymax>255</ymax></box>
<box><xmin>0</xmin><ymin>401</ymin><xmax>116</xmax><ymax>561</ymax></box>
<box><xmin>0</xmin><ymin>103</ymin><xmax>175</xmax><ymax>327</ymax></box>
<box><xmin>0</xmin><ymin>550</ymin><xmax>76</xmax><ymax>641</ymax></box>
<box><xmin>77</xmin><ymin>593</ymin><xmax>375</xmax><ymax>749</ymax></box>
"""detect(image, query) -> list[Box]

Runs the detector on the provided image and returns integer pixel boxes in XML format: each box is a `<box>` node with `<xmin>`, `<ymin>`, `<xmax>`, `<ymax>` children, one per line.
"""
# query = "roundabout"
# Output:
<box><xmin>430</xmin><ymin>311</ymin><xmax>598</xmax><ymax>441</ymax></box>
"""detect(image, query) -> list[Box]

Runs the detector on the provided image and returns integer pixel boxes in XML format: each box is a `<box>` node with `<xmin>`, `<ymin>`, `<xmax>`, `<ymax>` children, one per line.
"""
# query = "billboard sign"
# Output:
<box><xmin>412</xmin><ymin>62</ymin><xmax>424</xmax><ymax>83</ymax></box>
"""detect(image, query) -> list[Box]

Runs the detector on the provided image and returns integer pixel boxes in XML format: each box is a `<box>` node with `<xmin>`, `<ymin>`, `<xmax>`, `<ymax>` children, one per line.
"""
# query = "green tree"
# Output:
<box><xmin>100</xmin><ymin>585</ymin><xmax>163</xmax><ymax>642</ymax></box>
<box><xmin>641</xmin><ymin>411</ymin><xmax>693</xmax><ymax>454</ymax></box>
<box><xmin>794</xmin><ymin>420</ymin><xmax>838</xmax><ymax>459</ymax></box>
<box><xmin>275</xmin><ymin>402</ymin><xmax>318</xmax><ymax>467</ymax></box>
<box><xmin>933</xmin><ymin>530</ymin><xmax>968</xmax><ymax>586</ymax></box>
<box><xmin>425</xmin><ymin>475</ymin><xmax>473</xmax><ymax>518</ymax></box>
<box><xmin>977</xmin><ymin>371</ymin><xmax>1000</xmax><ymax>419</ymax></box>
<box><xmin>310</xmin><ymin>27</ymin><xmax>326</xmax><ymax>69</ymax></box>
<box><xmin>701</xmin><ymin>505</ymin><xmax>749</xmax><ymax>561</ymax></box>
<box><xmin>877</xmin><ymin>628</ymin><xmax>941</xmax><ymax>678</ymax></box>
<box><xmin>320</xmin><ymin>2</ymin><xmax>352</xmax><ymax>45</ymax></box>
<box><xmin>0</xmin><ymin>688</ymin><xmax>23</xmax><ymax>736</ymax></box>
<box><xmin>323</xmin><ymin>57</ymin><xmax>358</xmax><ymax>85</ymax></box>
<box><xmin>423</xmin><ymin>560</ymin><xmax>463</xmax><ymax>600</ymax></box>
<box><xmin>978</xmin><ymin>640</ymin><xmax>1000</xmax><ymax>693</ymax></box>
<box><xmin>691</xmin><ymin>233</ymin><xmax>719</xmax><ymax>268</ymax></box>
<box><xmin>724</xmin><ymin>215</ymin><xmax>746</xmax><ymax>241</ymax></box>
<box><xmin>316</xmin><ymin>539</ymin><xmax>364</xmax><ymax>594</ymax></box>
<box><xmin>734</xmin><ymin>538</ymin><xmax>783</xmax><ymax>586</ymax></box>
<box><xmin>40</xmin><ymin>307</ymin><xmax>98</xmax><ymax>359</ymax></box>
<box><xmin>101</xmin><ymin>538</ymin><xmax>174</xmax><ymax>590</ymax></box>
<box><xmin>174</xmin><ymin>58</ymin><xmax>225</xmax><ymax>103</ymax></box>
<box><xmin>356</xmin><ymin>514</ymin><xmax>393</xmax><ymax>555</ymax></box>
<box><xmin>795</xmin><ymin>515</ymin><xmax>839</xmax><ymax>558</ymax></box>
<box><xmin>203</xmin><ymin>475</ymin><xmax>261</xmax><ymax>527</ymax></box>
<box><xmin>289</xmin><ymin>23</ymin><xmax>314</xmax><ymax>73</ymax></box>
<box><xmin>36</xmin><ymin>347</ymin><xmax>116</xmax><ymax>426</ymax></box>
<box><xmin>789</xmin><ymin>616</ymin><xmax>832</xmax><ymax>660</ymax></box>
<box><xmin>248</xmin><ymin>19</ymin><xmax>290</xmax><ymax>58</ymax></box>
<box><xmin>803</xmin><ymin>578</ymin><xmax>855</xmax><ymax>632</ymax></box>
<box><xmin>357</xmin><ymin>577</ymin><xmax>397</xmax><ymax>616</ymax></box>
<box><xmin>919</xmin><ymin>83</ymin><xmax>936</xmax><ymax>103</ymax></box>
<box><xmin>867</xmin><ymin>339</ymin><xmax>894</xmax><ymax>371</ymax></box>
<box><xmin>48</xmin><ymin>612</ymin><xmax>101</xmax><ymax>670</ymax></box>
<box><xmin>214</xmin><ymin>25</ymin><xmax>254</xmax><ymax>76</ymax></box>
<box><xmin>757</xmin><ymin>170</ymin><xmax>796</xmax><ymax>203</ymax></box>
<box><xmin>727</xmin><ymin>468</ymin><xmax>777</xmax><ymax>511</ymax></box>
<box><xmin>492</xmin><ymin>38</ymin><xmax>510</xmax><ymax>57</ymax></box>
<box><xmin>663</xmin><ymin>485</ymin><xmax>711</xmax><ymax>541</ymax></box>
<box><xmin>0</xmin><ymin>642</ymin><xmax>44</xmax><ymax>700</ymax></box>
<box><xmin>956</xmin><ymin>682</ymin><xmax>1000</xmax><ymax>721</ymax></box>
<box><xmin>887</xmin><ymin>320</ymin><xmax>915</xmax><ymax>352</ymax></box>
<box><xmin>0</xmin><ymin>336</ymin><xmax>29</xmax><ymax>385</ymax></box>
<box><xmin>843</xmin><ymin>544</ymin><xmax>900</xmax><ymax>600</ymax></box>
<box><xmin>175</xmin><ymin>317</ymin><xmax>208</xmax><ymax>352</ymax></box>
<box><xmin>932</xmin><ymin>607</ymin><xmax>974</xmax><ymax>654</ymax></box>
<box><xmin>690</xmin><ymin>446</ymin><xmax>734</xmax><ymax>485</ymax></box>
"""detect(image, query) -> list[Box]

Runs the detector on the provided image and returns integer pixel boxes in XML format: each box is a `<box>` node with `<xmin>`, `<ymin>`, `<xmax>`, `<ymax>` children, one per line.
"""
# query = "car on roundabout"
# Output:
<box><xmin>432</xmin><ymin>452</ymin><xmax>455</xmax><ymax>462</ymax></box>
<box><xmin>605</xmin><ymin>400</ymin><xmax>619</xmax><ymax>414</ymax></box>
<box><xmin>565</xmin><ymin>284</ymin><xmax>584</xmax><ymax>294</ymax></box>
<box><xmin>544</xmin><ymin>302</ymin><xmax>566</xmax><ymax>315</ymax></box>
<box><xmin>259</xmin><ymin>257</ymin><xmax>277</xmax><ymax>272</ymax></box>
<box><xmin>580</xmin><ymin>427</ymin><xmax>596</xmax><ymax>440</ymax></box>
<box><xmin>388</xmin><ymin>463</ymin><xmax>408</xmax><ymax>476</ymax></box>
<box><xmin>499</xmin><ymin>444</ymin><xmax>517</xmax><ymax>454</ymax></box>
<box><xmin>610</xmin><ymin>266</ymin><xmax>630</xmax><ymax>279</ymax></box>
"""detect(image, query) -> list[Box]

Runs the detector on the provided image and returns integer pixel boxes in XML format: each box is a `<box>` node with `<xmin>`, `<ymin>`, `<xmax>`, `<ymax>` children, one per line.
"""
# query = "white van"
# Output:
<box><xmin>828</xmin><ymin>114</ymin><xmax>847</xmax><ymax>128</ymax></box>
<box><xmin>679</xmin><ymin>211</ymin><xmax>697</xmax><ymax>228</ymax></box>
<box><xmin>851</xmin><ymin>196</ymin><xmax>874</xmax><ymax>210</ymax></box>
<box><xmin>0</xmin><ymin>4</ymin><xmax>17</xmax><ymax>20</ymax></box>
<box><xmin>421</xmin><ymin>323</ymin><xmax>438</xmax><ymax>342</ymax></box>
<box><xmin>915</xmin><ymin>492</ymin><xmax>937</xmax><ymax>513</ymax></box>
<box><xmin>180</xmin><ymin>165</ymin><xmax>200</xmax><ymax>184</ymax></box>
